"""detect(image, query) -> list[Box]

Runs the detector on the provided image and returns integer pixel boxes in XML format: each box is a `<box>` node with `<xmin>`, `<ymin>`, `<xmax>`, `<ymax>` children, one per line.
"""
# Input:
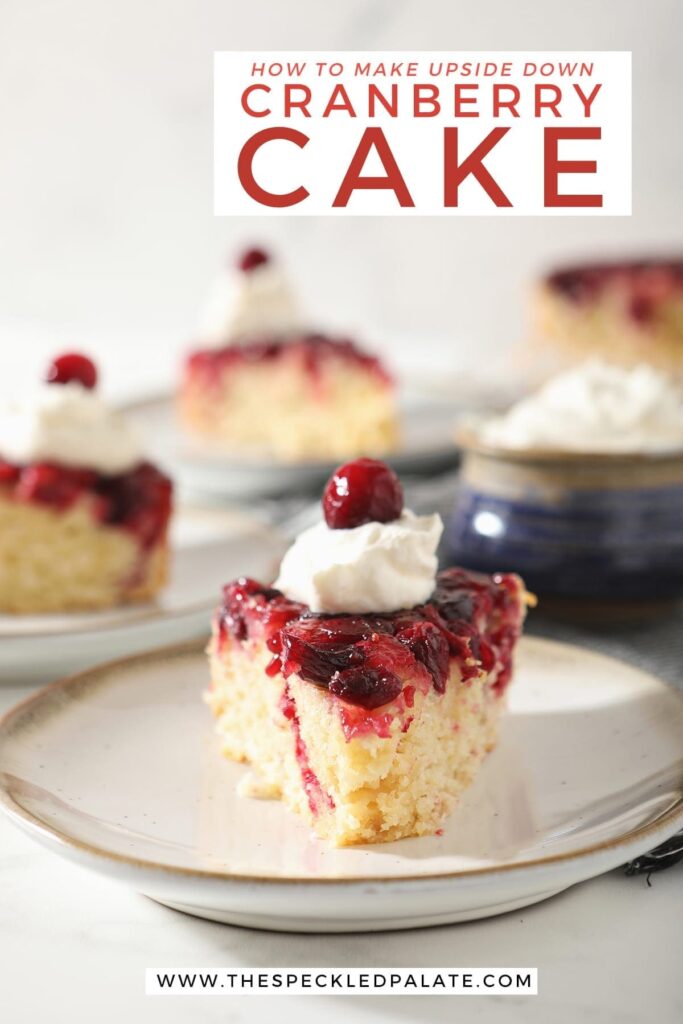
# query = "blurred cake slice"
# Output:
<box><xmin>206</xmin><ymin>459</ymin><xmax>528</xmax><ymax>846</ymax></box>
<box><xmin>0</xmin><ymin>354</ymin><xmax>172</xmax><ymax>613</ymax></box>
<box><xmin>180</xmin><ymin>248</ymin><xmax>398</xmax><ymax>461</ymax></box>
<box><xmin>534</xmin><ymin>258</ymin><xmax>683</xmax><ymax>377</ymax></box>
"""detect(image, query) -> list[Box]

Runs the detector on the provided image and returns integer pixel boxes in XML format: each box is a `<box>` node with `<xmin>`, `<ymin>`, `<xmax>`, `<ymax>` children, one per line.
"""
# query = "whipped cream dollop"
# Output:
<box><xmin>479</xmin><ymin>360</ymin><xmax>683</xmax><ymax>453</ymax></box>
<box><xmin>0</xmin><ymin>382</ymin><xmax>143</xmax><ymax>474</ymax></box>
<box><xmin>275</xmin><ymin>510</ymin><xmax>443</xmax><ymax>614</ymax></box>
<box><xmin>200</xmin><ymin>259</ymin><xmax>305</xmax><ymax>344</ymax></box>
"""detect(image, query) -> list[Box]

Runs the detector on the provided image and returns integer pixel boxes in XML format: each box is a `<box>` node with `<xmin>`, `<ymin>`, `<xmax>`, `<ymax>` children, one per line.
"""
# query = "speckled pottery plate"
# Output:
<box><xmin>1</xmin><ymin>637</ymin><xmax>681</xmax><ymax>932</ymax></box>
<box><xmin>122</xmin><ymin>393</ymin><xmax>461</xmax><ymax>499</ymax></box>
<box><xmin>0</xmin><ymin>508</ymin><xmax>286</xmax><ymax>685</ymax></box>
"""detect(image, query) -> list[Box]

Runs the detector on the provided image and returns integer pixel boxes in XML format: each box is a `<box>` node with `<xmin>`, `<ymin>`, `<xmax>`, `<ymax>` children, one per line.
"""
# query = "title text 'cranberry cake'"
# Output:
<box><xmin>180</xmin><ymin>248</ymin><xmax>398</xmax><ymax>461</ymax></box>
<box><xmin>207</xmin><ymin>459</ymin><xmax>529</xmax><ymax>846</ymax></box>
<box><xmin>0</xmin><ymin>354</ymin><xmax>173</xmax><ymax>613</ymax></box>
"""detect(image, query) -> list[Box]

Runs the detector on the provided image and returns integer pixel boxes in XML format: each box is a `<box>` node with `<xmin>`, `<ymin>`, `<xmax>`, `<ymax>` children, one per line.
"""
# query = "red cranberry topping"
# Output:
<box><xmin>238</xmin><ymin>247</ymin><xmax>270</xmax><ymax>273</ymax></box>
<box><xmin>396</xmin><ymin>621</ymin><xmax>450</xmax><ymax>693</ymax></box>
<box><xmin>280</xmin><ymin>628</ymin><xmax>361</xmax><ymax>684</ymax></box>
<box><xmin>215</xmin><ymin>566</ymin><xmax>526</xmax><ymax>710</ymax></box>
<box><xmin>218</xmin><ymin>577</ymin><xmax>303</xmax><ymax>648</ymax></box>
<box><xmin>0</xmin><ymin>461</ymin><xmax>21</xmax><ymax>486</ymax></box>
<box><xmin>274</xmin><ymin>616</ymin><xmax>396</xmax><ymax>694</ymax></box>
<box><xmin>184</xmin><ymin>335</ymin><xmax>393</xmax><ymax>392</ymax></box>
<box><xmin>221</xmin><ymin>578</ymin><xmax>279</xmax><ymax>642</ymax></box>
<box><xmin>434</xmin><ymin>568</ymin><xmax>496</xmax><ymax>627</ymax></box>
<box><xmin>298</xmin><ymin>614</ymin><xmax>392</xmax><ymax>646</ymax></box>
<box><xmin>329</xmin><ymin>666</ymin><xmax>402</xmax><ymax>710</ymax></box>
<box><xmin>16</xmin><ymin>463</ymin><xmax>97</xmax><ymax>509</ymax></box>
<box><xmin>96</xmin><ymin>463</ymin><xmax>173</xmax><ymax>548</ymax></box>
<box><xmin>46</xmin><ymin>353</ymin><xmax>98</xmax><ymax>389</ymax></box>
<box><xmin>322</xmin><ymin>458</ymin><xmax>404</xmax><ymax>530</ymax></box>
<box><xmin>629</xmin><ymin>295</ymin><xmax>656</xmax><ymax>324</ymax></box>
<box><xmin>1</xmin><ymin>457</ymin><xmax>172</xmax><ymax>546</ymax></box>
<box><xmin>547</xmin><ymin>260</ymin><xmax>683</xmax><ymax>306</ymax></box>
<box><xmin>626</xmin><ymin>269</ymin><xmax>677</xmax><ymax>324</ymax></box>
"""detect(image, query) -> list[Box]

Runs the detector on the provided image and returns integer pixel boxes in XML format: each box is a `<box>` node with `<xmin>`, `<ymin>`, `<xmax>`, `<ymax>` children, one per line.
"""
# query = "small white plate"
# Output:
<box><xmin>0</xmin><ymin>508</ymin><xmax>285</xmax><ymax>685</ymax></box>
<box><xmin>123</xmin><ymin>393</ymin><xmax>461</xmax><ymax>499</ymax></box>
<box><xmin>1</xmin><ymin>637</ymin><xmax>681</xmax><ymax>932</ymax></box>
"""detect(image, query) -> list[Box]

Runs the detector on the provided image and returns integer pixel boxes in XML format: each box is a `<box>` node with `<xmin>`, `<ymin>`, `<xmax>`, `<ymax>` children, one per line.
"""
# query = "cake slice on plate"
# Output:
<box><xmin>180</xmin><ymin>247</ymin><xmax>398</xmax><ymax>461</ymax></box>
<box><xmin>0</xmin><ymin>353</ymin><xmax>173</xmax><ymax>613</ymax></box>
<box><xmin>207</xmin><ymin>458</ymin><xmax>529</xmax><ymax>846</ymax></box>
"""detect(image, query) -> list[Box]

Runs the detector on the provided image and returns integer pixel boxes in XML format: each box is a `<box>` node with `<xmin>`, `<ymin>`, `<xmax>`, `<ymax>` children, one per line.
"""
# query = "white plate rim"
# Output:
<box><xmin>1</xmin><ymin>636</ymin><xmax>682</xmax><ymax>888</ymax></box>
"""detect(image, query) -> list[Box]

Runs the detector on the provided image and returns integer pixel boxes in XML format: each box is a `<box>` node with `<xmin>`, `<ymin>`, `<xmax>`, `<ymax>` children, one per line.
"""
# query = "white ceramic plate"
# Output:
<box><xmin>0</xmin><ymin>508</ymin><xmax>286</xmax><ymax>685</ymax></box>
<box><xmin>123</xmin><ymin>394</ymin><xmax>462</xmax><ymax>499</ymax></box>
<box><xmin>1</xmin><ymin>637</ymin><xmax>681</xmax><ymax>932</ymax></box>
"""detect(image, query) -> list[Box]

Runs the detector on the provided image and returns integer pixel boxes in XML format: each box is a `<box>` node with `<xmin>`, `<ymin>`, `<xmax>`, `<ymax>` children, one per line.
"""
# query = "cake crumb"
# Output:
<box><xmin>237</xmin><ymin>771</ymin><xmax>280</xmax><ymax>800</ymax></box>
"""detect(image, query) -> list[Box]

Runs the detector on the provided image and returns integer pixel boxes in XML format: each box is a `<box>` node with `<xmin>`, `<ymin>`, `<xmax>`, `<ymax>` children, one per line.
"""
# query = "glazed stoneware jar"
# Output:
<box><xmin>448</xmin><ymin>431</ymin><xmax>683</xmax><ymax>611</ymax></box>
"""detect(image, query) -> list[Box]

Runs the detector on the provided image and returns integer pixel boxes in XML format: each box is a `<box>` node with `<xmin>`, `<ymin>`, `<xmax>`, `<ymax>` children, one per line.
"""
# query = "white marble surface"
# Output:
<box><xmin>1</xmin><ymin>674</ymin><xmax>680</xmax><ymax>1022</ymax></box>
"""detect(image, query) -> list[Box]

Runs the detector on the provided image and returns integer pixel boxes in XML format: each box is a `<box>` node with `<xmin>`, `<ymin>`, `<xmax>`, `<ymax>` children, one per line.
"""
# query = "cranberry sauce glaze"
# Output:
<box><xmin>546</xmin><ymin>259</ymin><xmax>683</xmax><ymax>323</ymax></box>
<box><xmin>216</xmin><ymin>569</ymin><xmax>525</xmax><ymax>714</ymax></box>
<box><xmin>185</xmin><ymin>333</ymin><xmax>393</xmax><ymax>390</ymax></box>
<box><xmin>0</xmin><ymin>460</ymin><xmax>172</xmax><ymax>548</ymax></box>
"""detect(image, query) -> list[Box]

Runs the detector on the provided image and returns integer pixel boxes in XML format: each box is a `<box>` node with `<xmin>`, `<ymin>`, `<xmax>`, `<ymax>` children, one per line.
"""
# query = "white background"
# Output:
<box><xmin>0</xmin><ymin>0</ymin><xmax>680</xmax><ymax>397</ymax></box>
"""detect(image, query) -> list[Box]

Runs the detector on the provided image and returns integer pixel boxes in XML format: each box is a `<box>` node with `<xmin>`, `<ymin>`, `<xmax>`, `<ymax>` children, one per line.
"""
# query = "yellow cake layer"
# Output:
<box><xmin>207</xmin><ymin>629</ymin><xmax>503</xmax><ymax>846</ymax></box>
<box><xmin>180</xmin><ymin>356</ymin><xmax>398</xmax><ymax>461</ymax></box>
<box><xmin>533</xmin><ymin>285</ymin><xmax>683</xmax><ymax>376</ymax></box>
<box><xmin>0</xmin><ymin>493</ymin><xmax>168</xmax><ymax>613</ymax></box>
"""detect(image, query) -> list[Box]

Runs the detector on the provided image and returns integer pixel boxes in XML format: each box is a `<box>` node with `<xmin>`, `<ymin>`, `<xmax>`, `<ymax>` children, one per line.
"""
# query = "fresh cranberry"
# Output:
<box><xmin>396</xmin><ymin>622</ymin><xmax>450</xmax><ymax>693</ymax></box>
<box><xmin>322</xmin><ymin>458</ymin><xmax>404</xmax><ymax>529</ymax></box>
<box><xmin>46</xmin><ymin>352</ymin><xmax>98</xmax><ymax>389</ymax></box>
<box><xmin>329</xmin><ymin>666</ymin><xmax>402</xmax><ymax>709</ymax></box>
<box><xmin>238</xmin><ymin>247</ymin><xmax>270</xmax><ymax>273</ymax></box>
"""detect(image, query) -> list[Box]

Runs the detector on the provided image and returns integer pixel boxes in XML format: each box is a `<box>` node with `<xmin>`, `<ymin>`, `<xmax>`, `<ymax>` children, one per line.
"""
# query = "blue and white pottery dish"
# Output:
<box><xmin>448</xmin><ymin>431</ymin><xmax>683</xmax><ymax>613</ymax></box>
